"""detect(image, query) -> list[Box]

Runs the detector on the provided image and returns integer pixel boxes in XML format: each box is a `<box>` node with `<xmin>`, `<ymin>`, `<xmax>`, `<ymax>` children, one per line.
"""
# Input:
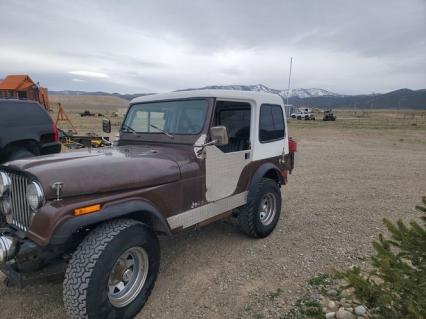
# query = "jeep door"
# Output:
<box><xmin>205</xmin><ymin>100</ymin><xmax>253</xmax><ymax>202</ymax></box>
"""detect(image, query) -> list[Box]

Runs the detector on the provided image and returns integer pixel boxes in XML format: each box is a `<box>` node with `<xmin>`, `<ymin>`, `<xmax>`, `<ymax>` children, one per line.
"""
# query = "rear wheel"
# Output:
<box><xmin>238</xmin><ymin>178</ymin><xmax>282</xmax><ymax>238</ymax></box>
<box><xmin>63</xmin><ymin>219</ymin><xmax>160</xmax><ymax>319</ymax></box>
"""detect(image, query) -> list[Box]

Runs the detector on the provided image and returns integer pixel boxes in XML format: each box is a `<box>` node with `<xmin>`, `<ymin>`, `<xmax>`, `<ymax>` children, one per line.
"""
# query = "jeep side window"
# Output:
<box><xmin>259</xmin><ymin>104</ymin><xmax>285</xmax><ymax>143</ymax></box>
<box><xmin>213</xmin><ymin>101</ymin><xmax>251</xmax><ymax>153</ymax></box>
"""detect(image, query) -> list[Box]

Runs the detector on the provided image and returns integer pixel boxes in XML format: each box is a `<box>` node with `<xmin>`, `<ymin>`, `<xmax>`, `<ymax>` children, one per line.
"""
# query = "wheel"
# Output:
<box><xmin>63</xmin><ymin>219</ymin><xmax>160</xmax><ymax>319</ymax></box>
<box><xmin>237</xmin><ymin>178</ymin><xmax>282</xmax><ymax>238</ymax></box>
<box><xmin>7</xmin><ymin>148</ymin><xmax>35</xmax><ymax>161</ymax></box>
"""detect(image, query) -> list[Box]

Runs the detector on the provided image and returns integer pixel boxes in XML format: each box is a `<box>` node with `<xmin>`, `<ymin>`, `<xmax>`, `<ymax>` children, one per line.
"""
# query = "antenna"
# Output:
<box><xmin>286</xmin><ymin>57</ymin><xmax>293</xmax><ymax>106</ymax></box>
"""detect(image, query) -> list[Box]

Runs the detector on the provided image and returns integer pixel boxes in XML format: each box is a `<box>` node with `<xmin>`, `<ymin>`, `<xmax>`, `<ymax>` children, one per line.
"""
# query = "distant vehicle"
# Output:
<box><xmin>290</xmin><ymin>111</ymin><xmax>315</xmax><ymax>120</ymax></box>
<box><xmin>80</xmin><ymin>110</ymin><xmax>95</xmax><ymax>117</ymax></box>
<box><xmin>323</xmin><ymin>110</ymin><xmax>336</xmax><ymax>121</ymax></box>
<box><xmin>0</xmin><ymin>99</ymin><xmax>61</xmax><ymax>164</ymax></box>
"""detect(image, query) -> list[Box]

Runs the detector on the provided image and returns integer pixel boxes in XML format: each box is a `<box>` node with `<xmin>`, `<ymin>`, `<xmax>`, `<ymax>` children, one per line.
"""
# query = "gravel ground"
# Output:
<box><xmin>0</xmin><ymin>127</ymin><xmax>425</xmax><ymax>319</ymax></box>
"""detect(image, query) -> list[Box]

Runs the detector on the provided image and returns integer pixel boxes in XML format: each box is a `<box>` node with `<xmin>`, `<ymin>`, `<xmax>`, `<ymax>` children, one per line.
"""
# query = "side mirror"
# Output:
<box><xmin>102</xmin><ymin>119</ymin><xmax>111</xmax><ymax>133</ymax></box>
<box><xmin>210</xmin><ymin>126</ymin><xmax>229</xmax><ymax>146</ymax></box>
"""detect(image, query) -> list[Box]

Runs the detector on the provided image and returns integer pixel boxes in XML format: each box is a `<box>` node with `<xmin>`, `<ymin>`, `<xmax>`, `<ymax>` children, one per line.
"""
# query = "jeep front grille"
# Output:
<box><xmin>9</xmin><ymin>172</ymin><xmax>32</xmax><ymax>232</ymax></box>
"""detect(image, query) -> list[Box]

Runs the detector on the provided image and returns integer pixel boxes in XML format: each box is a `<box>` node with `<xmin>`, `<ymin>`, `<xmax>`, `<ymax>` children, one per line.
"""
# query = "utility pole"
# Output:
<box><xmin>286</xmin><ymin>57</ymin><xmax>293</xmax><ymax>107</ymax></box>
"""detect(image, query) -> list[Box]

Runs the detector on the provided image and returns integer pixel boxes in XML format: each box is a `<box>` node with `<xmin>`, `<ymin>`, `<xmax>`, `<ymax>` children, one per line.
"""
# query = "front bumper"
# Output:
<box><xmin>0</xmin><ymin>229</ymin><xmax>67</xmax><ymax>288</ymax></box>
<box><xmin>0</xmin><ymin>258</ymin><xmax>67</xmax><ymax>289</ymax></box>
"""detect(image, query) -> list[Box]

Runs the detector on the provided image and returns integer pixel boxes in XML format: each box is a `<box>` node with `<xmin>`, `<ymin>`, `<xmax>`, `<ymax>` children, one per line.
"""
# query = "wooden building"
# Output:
<box><xmin>0</xmin><ymin>74</ymin><xmax>50</xmax><ymax>110</ymax></box>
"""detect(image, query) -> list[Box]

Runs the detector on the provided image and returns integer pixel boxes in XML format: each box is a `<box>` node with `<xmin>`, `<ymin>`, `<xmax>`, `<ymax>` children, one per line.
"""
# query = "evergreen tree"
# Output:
<box><xmin>337</xmin><ymin>197</ymin><xmax>426</xmax><ymax>319</ymax></box>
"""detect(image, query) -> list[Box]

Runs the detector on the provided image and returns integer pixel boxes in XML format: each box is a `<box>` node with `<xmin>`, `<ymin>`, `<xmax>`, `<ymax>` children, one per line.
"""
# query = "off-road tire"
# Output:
<box><xmin>63</xmin><ymin>219</ymin><xmax>160</xmax><ymax>319</ymax></box>
<box><xmin>237</xmin><ymin>178</ymin><xmax>282</xmax><ymax>238</ymax></box>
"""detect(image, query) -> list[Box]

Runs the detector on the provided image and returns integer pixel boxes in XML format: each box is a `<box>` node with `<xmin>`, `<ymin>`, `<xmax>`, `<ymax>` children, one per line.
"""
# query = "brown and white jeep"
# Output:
<box><xmin>0</xmin><ymin>90</ymin><xmax>296</xmax><ymax>318</ymax></box>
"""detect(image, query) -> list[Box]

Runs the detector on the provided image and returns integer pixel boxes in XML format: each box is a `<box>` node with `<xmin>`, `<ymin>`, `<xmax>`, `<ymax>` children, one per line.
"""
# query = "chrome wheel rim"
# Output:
<box><xmin>258</xmin><ymin>193</ymin><xmax>277</xmax><ymax>226</ymax></box>
<box><xmin>107</xmin><ymin>246</ymin><xmax>149</xmax><ymax>308</ymax></box>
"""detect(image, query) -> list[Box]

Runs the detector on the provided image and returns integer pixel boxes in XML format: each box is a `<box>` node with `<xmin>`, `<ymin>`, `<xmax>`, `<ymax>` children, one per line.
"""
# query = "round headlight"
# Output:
<box><xmin>0</xmin><ymin>196</ymin><xmax>12</xmax><ymax>215</ymax></box>
<box><xmin>26</xmin><ymin>181</ymin><xmax>44</xmax><ymax>211</ymax></box>
<box><xmin>0</xmin><ymin>172</ymin><xmax>11</xmax><ymax>197</ymax></box>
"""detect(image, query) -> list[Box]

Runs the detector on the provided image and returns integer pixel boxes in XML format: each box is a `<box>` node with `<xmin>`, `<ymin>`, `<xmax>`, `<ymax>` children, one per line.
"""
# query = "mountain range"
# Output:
<box><xmin>179</xmin><ymin>84</ymin><xmax>343</xmax><ymax>99</ymax></box>
<box><xmin>50</xmin><ymin>85</ymin><xmax>426</xmax><ymax>109</ymax></box>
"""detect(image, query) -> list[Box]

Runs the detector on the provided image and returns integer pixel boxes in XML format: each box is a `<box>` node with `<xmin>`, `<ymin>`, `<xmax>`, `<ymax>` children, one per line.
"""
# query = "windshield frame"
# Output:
<box><xmin>120</xmin><ymin>97</ymin><xmax>214</xmax><ymax>145</ymax></box>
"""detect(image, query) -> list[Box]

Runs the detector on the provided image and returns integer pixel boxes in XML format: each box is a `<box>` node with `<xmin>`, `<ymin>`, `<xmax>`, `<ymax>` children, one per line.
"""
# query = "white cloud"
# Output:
<box><xmin>71</xmin><ymin>78</ymin><xmax>85</xmax><ymax>82</ymax></box>
<box><xmin>0</xmin><ymin>0</ymin><xmax>424</xmax><ymax>94</ymax></box>
<box><xmin>68</xmin><ymin>71</ymin><xmax>109</xmax><ymax>78</ymax></box>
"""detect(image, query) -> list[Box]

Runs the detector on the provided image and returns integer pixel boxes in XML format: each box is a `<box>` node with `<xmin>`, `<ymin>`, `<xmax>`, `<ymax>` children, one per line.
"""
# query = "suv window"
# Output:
<box><xmin>214</xmin><ymin>101</ymin><xmax>251</xmax><ymax>153</ymax></box>
<box><xmin>0</xmin><ymin>101</ymin><xmax>50</xmax><ymax>127</ymax></box>
<box><xmin>124</xmin><ymin>99</ymin><xmax>208</xmax><ymax>135</ymax></box>
<box><xmin>259</xmin><ymin>104</ymin><xmax>285</xmax><ymax>143</ymax></box>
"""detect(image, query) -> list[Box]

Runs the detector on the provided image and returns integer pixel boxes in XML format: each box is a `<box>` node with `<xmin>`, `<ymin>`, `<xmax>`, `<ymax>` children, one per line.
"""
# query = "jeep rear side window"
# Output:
<box><xmin>259</xmin><ymin>104</ymin><xmax>285</xmax><ymax>143</ymax></box>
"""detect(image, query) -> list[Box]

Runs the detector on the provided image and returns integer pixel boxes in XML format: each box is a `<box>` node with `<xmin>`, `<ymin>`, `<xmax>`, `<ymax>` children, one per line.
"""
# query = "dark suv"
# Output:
<box><xmin>0</xmin><ymin>99</ymin><xmax>61</xmax><ymax>163</ymax></box>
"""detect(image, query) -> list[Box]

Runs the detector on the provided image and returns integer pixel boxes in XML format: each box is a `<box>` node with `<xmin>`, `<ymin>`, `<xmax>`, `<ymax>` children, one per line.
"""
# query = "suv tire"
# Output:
<box><xmin>7</xmin><ymin>147</ymin><xmax>35</xmax><ymax>161</ymax></box>
<box><xmin>237</xmin><ymin>178</ymin><xmax>282</xmax><ymax>238</ymax></box>
<box><xmin>63</xmin><ymin>219</ymin><xmax>160</xmax><ymax>319</ymax></box>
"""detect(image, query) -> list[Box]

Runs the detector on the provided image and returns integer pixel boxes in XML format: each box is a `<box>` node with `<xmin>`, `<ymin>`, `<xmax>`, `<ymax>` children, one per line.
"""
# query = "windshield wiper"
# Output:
<box><xmin>121</xmin><ymin>124</ymin><xmax>136</xmax><ymax>135</ymax></box>
<box><xmin>150</xmin><ymin>124</ymin><xmax>174</xmax><ymax>139</ymax></box>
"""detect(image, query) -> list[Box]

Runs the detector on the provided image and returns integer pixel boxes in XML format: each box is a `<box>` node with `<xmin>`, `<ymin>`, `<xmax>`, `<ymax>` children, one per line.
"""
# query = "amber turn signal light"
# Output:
<box><xmin>74</xmin><ymin>204</ymin><xmax>101</xmax><ymax>216</ymax></box>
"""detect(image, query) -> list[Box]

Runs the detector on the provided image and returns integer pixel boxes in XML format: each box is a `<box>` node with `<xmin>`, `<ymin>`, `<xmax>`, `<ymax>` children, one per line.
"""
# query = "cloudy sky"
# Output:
<box><xmin>0</xmin><ymin>0</ymin><xmax>425</xmax><ymax>94</ymax></box>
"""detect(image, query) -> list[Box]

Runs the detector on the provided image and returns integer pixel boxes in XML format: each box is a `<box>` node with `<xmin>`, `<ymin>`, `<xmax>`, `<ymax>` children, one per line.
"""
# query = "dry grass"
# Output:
<box><xmin>48</xmin><ymin>95</ymin><xmax>127</xmax><ymax>136</ymax></box>
<box><xmin>49</xmin><ymin>95</ymin><xmax>128</xmax><ymax>111</ymax></box>
<box><xmin>49</xmin><ymin>95</ymin><xmax>426</xmax><ymax>137</ymax></box>
<box><xmin>292</xmin><ymin>109</ymin><xmax>426</xmax><ymax>131</ymax></box>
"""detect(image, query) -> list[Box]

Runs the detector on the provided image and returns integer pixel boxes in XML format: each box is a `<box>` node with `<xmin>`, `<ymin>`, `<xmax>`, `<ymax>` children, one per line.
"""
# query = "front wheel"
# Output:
<box><xmin>63</xmin><ymin>219</ymin><xmax>160</xmax><ymax>319</ymax></box>
<box><xmin>237</xmin><ymin>178</ymin><xmax>282</xmax><ymax>238</ymax></box>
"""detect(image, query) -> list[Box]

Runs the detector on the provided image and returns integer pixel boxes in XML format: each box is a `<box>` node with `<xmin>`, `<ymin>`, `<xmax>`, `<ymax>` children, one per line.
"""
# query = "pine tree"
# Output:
<box><xmin>337</xmin><ymin>197</ymin><xmax>426</xmax><ymax>319</ymax></box>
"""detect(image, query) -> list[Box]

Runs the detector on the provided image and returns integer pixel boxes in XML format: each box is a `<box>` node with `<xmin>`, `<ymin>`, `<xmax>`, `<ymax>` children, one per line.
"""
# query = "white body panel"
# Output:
<box><xmin>205</xmin><ymin>146</ymin><xmax>250</xmax><ymax>202</ymax></box>
<box><xmin>251</xmin><ymin>101</ymin><xmax>288</xmax><ymax>161</ymax></box>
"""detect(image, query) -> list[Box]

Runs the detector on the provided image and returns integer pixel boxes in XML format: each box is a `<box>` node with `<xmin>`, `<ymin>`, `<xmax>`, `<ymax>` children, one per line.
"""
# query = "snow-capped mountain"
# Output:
<box><xmin>183</xmin><ymin>84</ymin><xmax>343</xmax><ymax>98</ymax></box>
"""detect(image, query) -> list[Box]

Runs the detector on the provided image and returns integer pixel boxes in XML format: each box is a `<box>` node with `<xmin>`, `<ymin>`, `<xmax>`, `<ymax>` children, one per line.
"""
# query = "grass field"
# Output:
<box><xmin>49</xmin><ymin>95</ymin><xmax>426</xmax><ymax>137</ymax></box>
<box><xmin>290</xmin><ymin>109</ymin><xmax>426</xmax><ymax>130</ymax></box>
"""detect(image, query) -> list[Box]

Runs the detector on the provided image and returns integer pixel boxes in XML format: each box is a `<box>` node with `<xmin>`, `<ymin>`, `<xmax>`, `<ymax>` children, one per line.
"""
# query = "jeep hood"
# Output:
<box><xmin>5</xmin><ymin>145</ymin><xmax>183</xmax><ymax>199</ymax></box>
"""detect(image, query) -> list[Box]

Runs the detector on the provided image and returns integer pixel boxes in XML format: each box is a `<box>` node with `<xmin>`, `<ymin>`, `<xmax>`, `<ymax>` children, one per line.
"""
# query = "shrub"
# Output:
<box><xmin>337</xmin><ymin>197</ymin><xmax>426</xmax><ymax>319</ymax></box>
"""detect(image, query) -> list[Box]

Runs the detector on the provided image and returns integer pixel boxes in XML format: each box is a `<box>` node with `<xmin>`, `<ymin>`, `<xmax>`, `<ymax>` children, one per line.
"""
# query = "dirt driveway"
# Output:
<box><xmin>0</xmin><ymin>127</ymin><xmax>425</xmax><ymax>318</ymax></box>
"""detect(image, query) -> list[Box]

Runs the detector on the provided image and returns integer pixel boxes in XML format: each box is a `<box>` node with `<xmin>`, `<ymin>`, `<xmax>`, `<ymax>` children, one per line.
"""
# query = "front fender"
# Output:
<box><xmin>50</xmin><ymin>199</ymin><xmax>171</xmax><ymax>245</ymax></box>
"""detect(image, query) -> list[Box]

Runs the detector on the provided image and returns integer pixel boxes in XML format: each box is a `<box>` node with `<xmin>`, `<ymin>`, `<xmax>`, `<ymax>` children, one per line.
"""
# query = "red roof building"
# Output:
<box><xmin>0</xmin><ymin>75</ymin><xmax>50</xmax><ymax>110</ymax></box>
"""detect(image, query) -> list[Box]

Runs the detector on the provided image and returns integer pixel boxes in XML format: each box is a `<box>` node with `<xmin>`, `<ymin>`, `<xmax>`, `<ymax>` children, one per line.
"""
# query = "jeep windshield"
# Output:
<box><xmin>123</xmin><ymin>99</ymin><xmax>208</xmax><ymax>135</ymax></box>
